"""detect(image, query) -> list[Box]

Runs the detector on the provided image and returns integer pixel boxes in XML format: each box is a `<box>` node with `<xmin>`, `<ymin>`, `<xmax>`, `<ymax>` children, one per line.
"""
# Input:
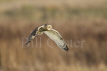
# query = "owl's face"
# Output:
<box><xmin>38</xmin><ymin>24</ymin><xmax>52</xmax><ymax>31</ymax></box>
<box><xmin>46</xmin><ymin>25</ymin><xmax>52</xmax><ymax>30</ymax></box>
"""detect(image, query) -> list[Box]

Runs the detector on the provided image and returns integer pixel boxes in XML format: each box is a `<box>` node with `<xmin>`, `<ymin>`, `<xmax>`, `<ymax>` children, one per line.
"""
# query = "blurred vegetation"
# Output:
<box><xmin>0</xmin><ymin>0</ymin><xmax>107</xmax><ymax>71</ymax></box>
<box><xmin>1</xmin><ymin>5</ymin><xmax>107</xmax><ymax>21</ymax></box>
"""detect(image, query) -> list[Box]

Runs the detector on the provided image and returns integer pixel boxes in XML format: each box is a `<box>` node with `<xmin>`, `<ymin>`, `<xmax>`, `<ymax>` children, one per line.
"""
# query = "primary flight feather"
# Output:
<box><xmin>26</xmin><ymin>24</ymin><xmax>69</xmax><ymax>51</ymax></box>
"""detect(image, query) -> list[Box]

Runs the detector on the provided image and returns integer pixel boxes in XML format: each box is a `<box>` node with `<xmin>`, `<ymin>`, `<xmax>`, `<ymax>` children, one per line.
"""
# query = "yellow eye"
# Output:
<box><xmin>48</xmin><ymin>26</ymin><xmax>51</xmax><ymax>28</ymax></box>
<box><xmin>47</xmin><ymin>25</ymin><xmax>52</xmax><ymax>30</ymax></box>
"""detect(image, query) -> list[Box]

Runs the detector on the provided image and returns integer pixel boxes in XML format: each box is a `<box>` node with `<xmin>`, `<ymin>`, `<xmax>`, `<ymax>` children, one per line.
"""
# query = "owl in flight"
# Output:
<box><xmin>26</xmin><ymin>24</ymin><xmax>69</xmax><ymax>51</ymax></box>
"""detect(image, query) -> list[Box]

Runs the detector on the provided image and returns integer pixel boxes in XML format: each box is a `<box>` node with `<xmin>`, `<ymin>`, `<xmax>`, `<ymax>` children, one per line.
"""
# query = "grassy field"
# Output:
<box><xmin>0</xmin><ymin>0</ymin><xmax>107</xmax><ymax>71</ymax></box>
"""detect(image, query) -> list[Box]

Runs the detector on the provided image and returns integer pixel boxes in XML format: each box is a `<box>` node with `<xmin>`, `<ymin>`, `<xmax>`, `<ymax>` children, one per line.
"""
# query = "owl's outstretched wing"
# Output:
<box><xmin>44</xmin><ymin>29</ymin><xmax>69</xmax><ymax>51</ymax></box>
<box><xmin>26</xmin><ymin>27</ymin><xmax>38</xmax><ymax>44</ymax></box>
<box><xmin>26</xmin><ymin>25</ymin><xmax>48</xmax><ymax>44</ymax></box>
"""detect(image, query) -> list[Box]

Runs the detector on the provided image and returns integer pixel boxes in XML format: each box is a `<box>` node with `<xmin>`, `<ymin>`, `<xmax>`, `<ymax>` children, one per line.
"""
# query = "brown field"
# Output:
<box><xmin>0</xmin><ymin>0</ymin><xmax>107</xmax><ymax>71</ymax></box>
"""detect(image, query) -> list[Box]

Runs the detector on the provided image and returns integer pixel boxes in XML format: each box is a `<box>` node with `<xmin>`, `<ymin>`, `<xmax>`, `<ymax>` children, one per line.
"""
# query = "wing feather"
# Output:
<box><xmin>44</xmin><ymin>29</ymin><xmax>69</xmax><ymax>51</ymax></box>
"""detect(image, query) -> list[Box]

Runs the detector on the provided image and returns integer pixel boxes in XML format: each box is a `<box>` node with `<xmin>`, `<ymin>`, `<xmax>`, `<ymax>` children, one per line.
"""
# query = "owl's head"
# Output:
<box><xmin>46</xmin><ymin>25</ymin><xmax>52</xmax><ymax>30</ymax></box>
<box><xmin>45</xmin><ymin>24</ymin><xmax>52</xmax><ymax>30</ymax></box>
<box><xmin>39</xmin><ymin>24</ymin><xmax>52</xmax><ymax>31</ymax></box>
<box><xmin>38</xmin><ymin>24</ymin><xmax>52</xmax><ymax>32</ymax></box>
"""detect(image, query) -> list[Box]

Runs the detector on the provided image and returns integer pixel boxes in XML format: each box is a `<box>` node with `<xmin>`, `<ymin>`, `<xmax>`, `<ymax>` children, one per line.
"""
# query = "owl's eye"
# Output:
<box><xmin>47</xmin><ymin>25</ymin><xmax>52</xmax><ymax>30</ymax></box>
<box><xmin>47</xmin><ymin>25</ymin><xmax>50</xmax><ymax>28</ymax></box>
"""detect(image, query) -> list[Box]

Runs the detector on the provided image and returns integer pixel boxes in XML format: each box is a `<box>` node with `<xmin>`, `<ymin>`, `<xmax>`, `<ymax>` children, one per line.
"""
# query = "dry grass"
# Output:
<box><xmin>0</xmin><ymin>19</ymin><xmax>107</xmax><ymax>71</ymax></box>
<box><xmin>0</xmin><ymin>0</ymin><xmax>107</xmax><ymax>71</ymax></box>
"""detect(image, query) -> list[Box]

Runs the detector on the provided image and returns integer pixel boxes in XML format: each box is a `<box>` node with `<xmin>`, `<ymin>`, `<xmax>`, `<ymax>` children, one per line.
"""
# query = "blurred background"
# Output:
<box><xmin>0</xmin><ymin>0</ymin><xmax>107</xmax><ymax>71</ymax></box>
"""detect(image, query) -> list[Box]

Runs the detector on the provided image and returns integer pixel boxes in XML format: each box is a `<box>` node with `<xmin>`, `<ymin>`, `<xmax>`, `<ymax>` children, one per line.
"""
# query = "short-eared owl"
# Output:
<box><xmin>26</xmin><ymin>24</ymin><xmax>69</xmax><ymax>51</ymax></box>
